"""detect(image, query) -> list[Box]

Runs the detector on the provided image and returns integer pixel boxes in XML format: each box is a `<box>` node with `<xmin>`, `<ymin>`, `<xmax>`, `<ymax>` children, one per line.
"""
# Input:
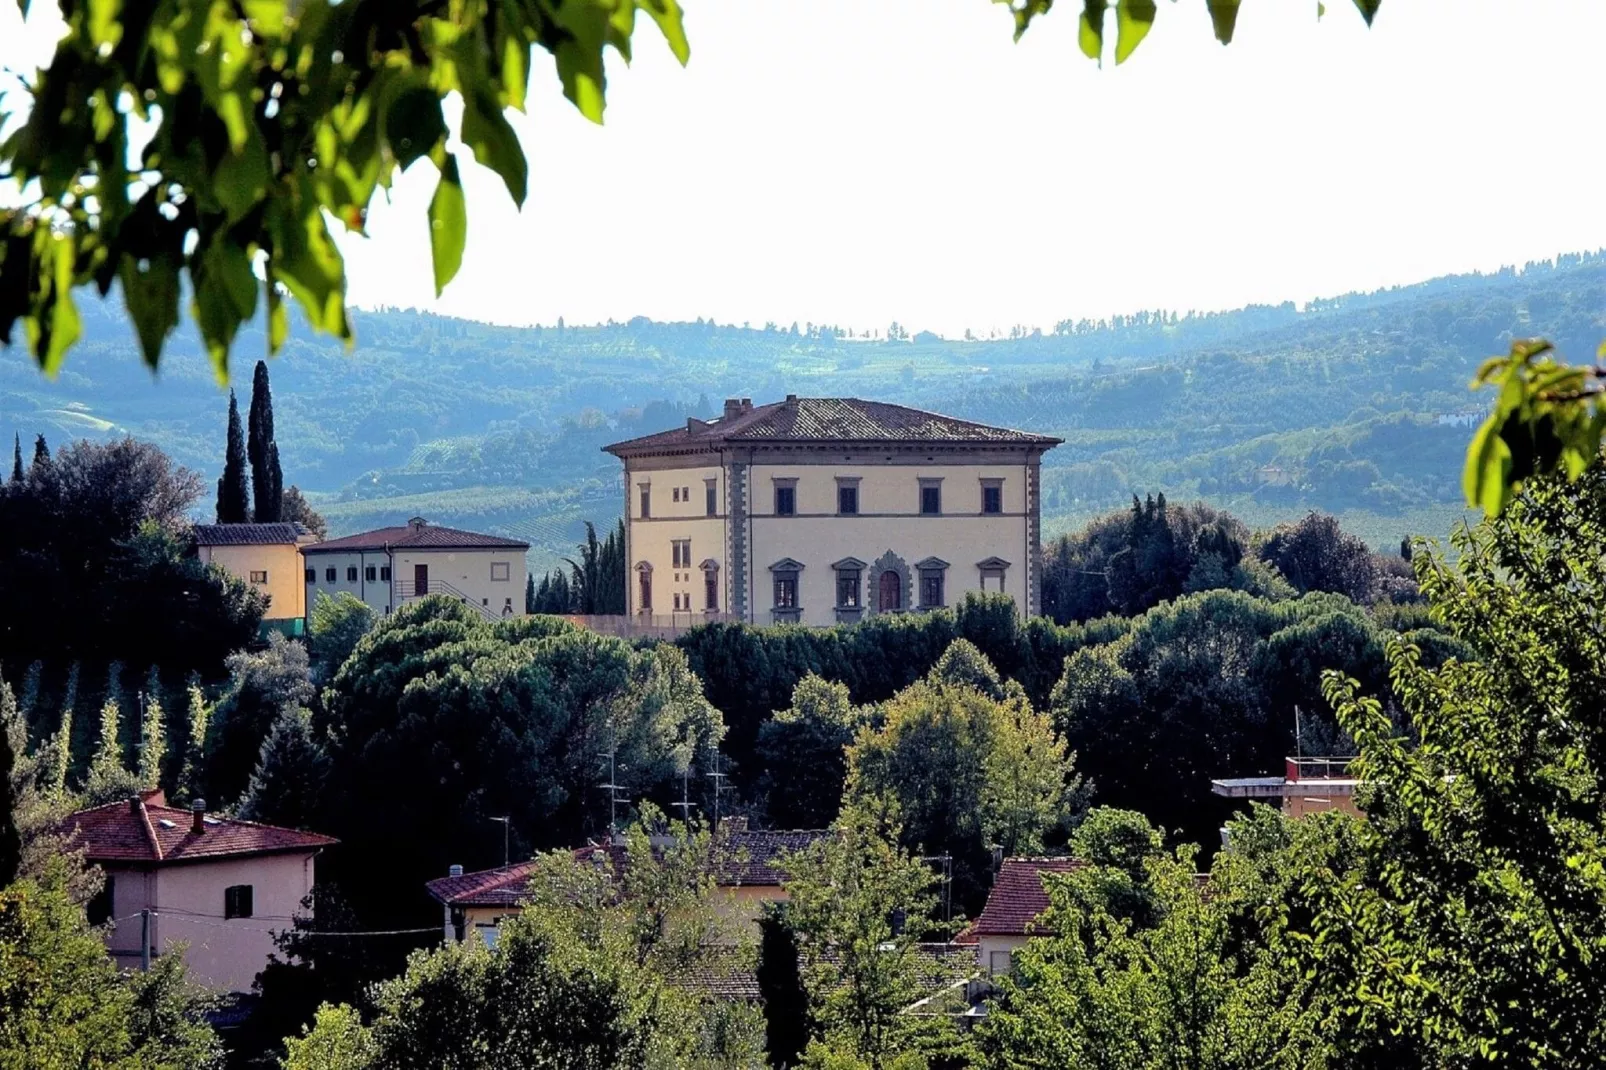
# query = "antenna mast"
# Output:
<box><xmin>599</xmin><ymin>745</ymin><xmax>628</xmax><ymax>843</ymax></box>
<box><xmin>705</xmin><ymin>751</ymin><xmax>731</xmax><ymax>832</ymax></box>
<box><xmin>670</xmin><ymin>765</ymin><xmax>697</xmax><ymax>824</ymax></box>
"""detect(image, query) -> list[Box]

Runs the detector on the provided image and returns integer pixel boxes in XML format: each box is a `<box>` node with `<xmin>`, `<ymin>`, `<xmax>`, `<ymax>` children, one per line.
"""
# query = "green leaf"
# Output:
<box><xmin>1078</xmin><ymin>0</ymin><xmax>1109</xmax><ymax>62</ymax></box>
<box><xmin>213</xmin><ymin>129</ymin><xmax>271</xmax><ymax>221</ymax></box>
<box><xmin>383</xmin><ymin>80</ymin><xmax>448</xmax><ymax>171</ymax></box>
<box><xmin>429</xmin><ymin>154</ymin><xmax>467</xmax><ymax>297</ymax></box>
<box><xmin>192</xmin><ymin>237</ymin><xmax>259</xmax><ymax>380</ymax></box>
<box><xmin>1114</xmin><ymin>0</ymin><xmax>1156</xmax><ymax>64</ymax></box>
<box><xmin>28</xmin><ymin>232</ymin><xmax>81</xmax><ymax>376</ymax></box>
<box><xmin>547</xmin><ymin>1</ymin><xmax>611</xmax><ymax>122</ymax></box>
<box><xmin>1352</xmin><ymin>0</ymin><xmax>1381</xmax><ymax>25</ymax></box>
<box><xmin>461</xmin><ymin>84</ymin><xmax>528</xmax><ymax>207</ymax></box>
<box><xmin>118</xmin><ymin>254</ymin><xmax>181</xmax><ymax>368</ymax></box>
<box><xmin>642</xmin><ymin>0</ymin><xmax>692</xmax><ymax>66</ymax></box>
<box><xmin>87</xmin><ymin>0</ymin><xmax>124</xmax><ymax>51</ymax></box>
<box><xmin>267</xmin><ymin>202</ymin><xmax>349</xmax><ymax>341</ymax></box>
<box><xmin>1207</xmin><ymin>0</ymin><xmax>1243</xmax><ymax>44</ymax></box>
<box><xmin>266</xmin><ymin>280</ymin><xmax>289</xmax><ymax>353</ymax></box>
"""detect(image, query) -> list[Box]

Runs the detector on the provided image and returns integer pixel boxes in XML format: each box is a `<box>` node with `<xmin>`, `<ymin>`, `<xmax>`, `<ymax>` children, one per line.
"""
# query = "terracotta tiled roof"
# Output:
<box><xmin>301</xmin><ymin>519</ymin><xmax>528</xmax><ymax>553</ymax></box>
<box><xmin>425</xmin><ymin>861</ymin><xmax>539</xmax><ymax>908</ymax></box>
<box><xmin>64</xmin><ymin>791</ymin><xmax>337</xmax><ymax>865</ymax></box>
<box><xmin>677</xmin><ymin>948</ymin><xmax>762</xmax><ymax>1002</ymax></box>
<box><xmin>604</xmin><ymin>397</ymin><xmax>1060</xmax><ymax>456</ymax></box>
<box><xmin>193</xmin><ymin>522</ymin><xmax>310</xmax><ymax>546</ymax></box>
<box><xmin>960</xmin><ymin>857</ymin><xmax>1082</xmax><ymax>940</ymax></box>
<box><xmin>427</xmin><ymin>829</ymin><xmax>829</xmax><ymax>908</ymax></box>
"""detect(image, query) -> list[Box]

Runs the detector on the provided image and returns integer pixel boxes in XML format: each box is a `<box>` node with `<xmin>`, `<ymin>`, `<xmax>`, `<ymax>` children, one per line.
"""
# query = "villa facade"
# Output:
<box><xmin>604</xmin><ymin>396</ymin><xmax>1060</xmax><ymax>626</ymax></box>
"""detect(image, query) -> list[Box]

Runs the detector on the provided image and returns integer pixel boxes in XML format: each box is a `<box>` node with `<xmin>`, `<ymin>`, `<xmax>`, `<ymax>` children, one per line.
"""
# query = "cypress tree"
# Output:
<box><xmin>138</xmin><ymin>666</ymin><xmax>166</xmax><ymax>790</ymax></box>
<box><xmin>9</xmin><ymin>433</ymin><xmax>21</xmax><ymax>483</ymax></box>
<box><xmin>30</xmin><ymin>433</ymin><xmax>48</xmax><ymax>471</ymax></box>
<box><xmin>216</xmin><ymin>390</ymin><xmax>251</xmax><ymax>523</ymax></box>
<box><xmin>237</xmin><ymin>709</ymin><xmax>329</xmax><ymax>830</ymax></box>
<box><xmin>175</xmin><ymin>679</ymin><xmax>209</xmax><ymax>806</ymax></box>
<box><xmin>48</xmin><ymin>663</ymin><xmax>79</xmax><ymax>796</ymax></box>
<box><xmin>247</xmin><ymin>360</ymin><xmax>284</xmax><ymax>522</ymax></box>
<box><xmin>525</xmin><ymin>572</ymin><xmax>536</xmax><ymax>614</ymax></box>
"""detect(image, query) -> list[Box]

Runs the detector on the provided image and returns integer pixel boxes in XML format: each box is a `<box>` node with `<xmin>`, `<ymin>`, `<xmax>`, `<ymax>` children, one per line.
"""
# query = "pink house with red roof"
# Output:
<box><xmin>64</xmin><ymin>790</ymin><xmax>336</xmax><ymax>992</ymax></box>
<box><xmin>956</xmin><ymin>857</ymin><xmax>1080</xmax><ymax>976</ymax></box>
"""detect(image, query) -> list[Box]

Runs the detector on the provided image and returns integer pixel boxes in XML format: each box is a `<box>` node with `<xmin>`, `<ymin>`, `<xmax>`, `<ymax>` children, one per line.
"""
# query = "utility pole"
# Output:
<box><xmin>487</xmin><ymin>816</ymin><xmax>510</xmax><ymax>868</ymax></box>
<box><xmin>140</xmin><ymin>909</ymin><xmax>151</xmax><ymax>972</ymax></box>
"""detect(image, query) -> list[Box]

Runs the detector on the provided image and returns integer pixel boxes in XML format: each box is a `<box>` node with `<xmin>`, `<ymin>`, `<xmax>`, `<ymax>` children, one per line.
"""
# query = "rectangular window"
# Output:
<box><xmin>672</xmin><ymin>487</ymin><xmax>681</xmax><ymax>503</ymax></box>
<box><xmin>673</xmin><ymin>592</ymin><xmax>682</xmax><ymax>610</ymax></box>
<box><xmin>491</xmin><ymin>562</ymin><xmax>510</xmax><ymax>581</ymax></box>
<box><xmin>380</xmin><ymin>566</ymin><xmax>391</xmax><ymax>582</ymax></box>
<box><xmin>774</xmin><ymin>485</ymin><xmax>796</xmax><ymax>516</ymax></box>
<box><xmin>838</xmin><ymin>485</ymin><xmax>858</xmax><ymax>515</ymax></box>
<box><xmin>224</xmin><ymin>884</ymin><xmax>254</xmax><ymax>920</ymax></box>
<box><xmin>774</xmin><ymin>572</ymin><xmax>799</xmax><ymax>608</ymax></box>
<box><xmin>920</xmin><ymin>570</ymin><xmax>945</xmax><ymax>608</ymax></box>
<box><xmin>705</xmin><ymin>483</ymin><xmax>717</xmax><ymax>517</ymax></box>
<box><xmin>705</xmin><ymin>572</ymin><xmax>719</xmax><ymax>611</ymax></box>
<box><xmin>982</xmin><ymin>568</ymin><xmax>1007</xmax><ymax>593</ymax></box>
<box><xmin>324</xmin><ymin>567</ymin><xmax>336</xmax><ymax>583</ymax></box>
<box><xmin>638</xmin><ymin>571</ymin><xmax>652</xmax><ymax>611</ymax></box>
<box><xmin>682</xmin><ymin>486</ymin><xmax>689</xmax><ymax>501</ymax></box>
<box><xmin>346</xmin><ymin>566</ymin><xmax>359</xmax><ymax>582</ymax></box>
<box><xmin>836</xmin><ymin>570</ymin><xmax>861</xmax><ymax>608</ymax></box>
<box><xmin>982</xmin><ymin>484</ymin><xmax>1003</xmax><ymax>514</ymax></box>
<box><xmin>87</xmin><ymin>874</ymin><xmax>114</xmax><ymax>926</ymax></box>
<box><xmin>248</xmin><ymin>570</ymin><xmax>268</xmax><ymax>584</ymax></box>
<box><xmin>670</xmin><ymin>539</ymin><xmax>691</xmax><ymax>569</ymax></box>
<box><xmin>920</xmin><ymin>484</ymin><xmax>942</xmax><ymax>516</ymax></box>
<box><xmin>639</xmin><ymin>485</ymin><xmax>651</xmax><ymax>518</ymax></box>
<box><xmin>305</xmin><ymin>568</ymin><xmax>315</xmax><ymax>583</ymax></box>
<box><xmin>365</xmin><ymin>565</ymin><xmax>377</xmax><ymax>582</ymax></box>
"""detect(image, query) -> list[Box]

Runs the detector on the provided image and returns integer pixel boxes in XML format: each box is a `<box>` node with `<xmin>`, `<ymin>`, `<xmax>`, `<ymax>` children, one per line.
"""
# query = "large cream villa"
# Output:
<box><xmin>300</xmin><ymin>517</ymin><xmax>530</xmax><ymax>620</ymax></box>
<box><xmin>604</xmin><ymin>396</ymin><xmax>1061</xmax><ymax>626</ymax></box>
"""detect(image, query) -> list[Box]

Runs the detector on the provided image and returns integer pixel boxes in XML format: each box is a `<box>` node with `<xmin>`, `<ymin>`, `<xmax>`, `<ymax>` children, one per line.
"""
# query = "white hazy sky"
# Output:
<box><xmin>4</xmin><ymin>0</ymin><xmax>1605</xmax><ymax>337</ymax></box>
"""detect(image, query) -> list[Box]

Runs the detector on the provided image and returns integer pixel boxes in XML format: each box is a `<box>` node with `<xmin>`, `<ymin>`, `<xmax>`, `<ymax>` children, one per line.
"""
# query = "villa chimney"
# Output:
<box><xmin>784</xmin><ymin>393</ymin><xmax>798</xmax><ymax>407</ymax></box>
<box><xmin>448</xmin><ymin>864</ymin><xmax>464</xmax><ymax>878</ymax></box>
<box><xmin>129</xmin><ymin>795</ymin><xmax>144</xmax><ymax>816</ymax></box>
<box><xmin>408</xmin><ymin>516</ymin><xmax>427</xmax><ymax>531</ymax></box>
<box><xmin>741</xmin><ymin>397</ymin><xmax>752</xmax><ymax>412</ymax></box>
<box><xmin>191</xmin><ymin>799</ymin><xmax>206</xmax><ymax>834</ymax></box>
<box><xmin>723</xmin><ymin>398</ymin><xmax>742</xmax><ymax>421</ymax></box>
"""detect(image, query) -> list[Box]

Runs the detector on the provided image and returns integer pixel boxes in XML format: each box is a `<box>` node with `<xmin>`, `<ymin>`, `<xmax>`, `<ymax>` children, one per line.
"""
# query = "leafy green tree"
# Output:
<box><xmin>756</xmin><ymin>675</ymin><xmax>871</xmax><ymax>830</ymax></box>
<box><xmin>205</xmin><ymin>633</ymin><xmax>317</xmax><ymax>807</ymax></box>
<box><xmin>282</xmin><ymin>485</ymin><xmax>329</xmax><ymax>540</ymax></box>
<box><xmin>847</xmin><ymin>641</ymin><xmax>1079</xmax><ymax>914</ymax></box>
<box><xmin>316</xmin><ymin>598</ymin><xmax>723</xmax><ymax>926</ymax></box>
<box><xmin>239</xmin><ymin>708</ymin><xmax>331</xmax><ymax>831</ymax></box>
<box><xmin>249</xmin><ymin>359</ymin><xmax>285</xmax><ymax>523</ymax></box>
<box><xmin>0</xmin><ymin>862</ymin><xmax>222</xmax><ymax>1067</ymax></box>
<box><xmin>282</xmin><ymin>1004</ymin><xmax>378</xmax><ymax>1070</ymax></box>
<box><xmin>979</xmin><ymin>805</ymin><xmax>1358</xmax><ymax>1070</ymax></box>
<box><xmin>1050</xmin><ymin>590</ymin><xmax>1396</xmax><ymax>849</ymax></box>
<box><xmin>45</xmin><ymin>662</ymin><xmax>78</xmax><ymax>797</ymax></box>
<box><xmin>1256</xmin><ymin>511</ymin><xmax>1379</xmax><ymax>603</ymax></box>
<box><xmin>285</xmin><ymin>811</ymin><xmax>763</xmax><ymax>1070</ymax></box>
<box><xmin>1314</xmin><ymin>466</ymin><xmax>1606</xmax><ymax>1065</ymax></box>
<box><xmin>217</xmin><ymin>390</ymin><xmax>252</xmax><ymax>524</ymax></box>
<box><xmin>309</xmin><ymin>591</ymin><xmax>378</xmax><ymax>680</ymax></box>
<box><xmin>782</xmin><ymin>798</ymin><xmax>963</xmax><ymax>1069</ymax></box>
<box><xmin>0</xmin><ymin>680</ymin><xmax>20</xmax><ymax>887</ymax></box>
<box><xmin>525</xmin><ymin>572</ymin><xmax>538</xmax><ymax>614</ymax></box>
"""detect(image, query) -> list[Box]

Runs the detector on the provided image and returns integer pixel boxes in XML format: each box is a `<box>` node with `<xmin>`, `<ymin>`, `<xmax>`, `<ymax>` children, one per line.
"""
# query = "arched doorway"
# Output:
<box><xmin>878</xmin><ymin>570</ymin><xmax>902</xmax><ymax>612</ymax></box>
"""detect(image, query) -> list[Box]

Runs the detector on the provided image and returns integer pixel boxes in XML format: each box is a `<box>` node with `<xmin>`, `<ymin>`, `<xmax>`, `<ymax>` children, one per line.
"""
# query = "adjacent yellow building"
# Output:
<box><xmin>604</xmin><ymin>396</ymin><xmax>1061</xmax><ymax>625</ymax></box>
<box><xmin>194</xmin><ymin>522</ymin><xmax>320</xmax><ymax>629</ymax></box>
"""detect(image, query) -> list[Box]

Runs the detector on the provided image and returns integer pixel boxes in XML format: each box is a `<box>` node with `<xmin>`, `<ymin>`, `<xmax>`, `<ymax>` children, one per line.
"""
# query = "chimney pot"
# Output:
<box><xmin>448</xmin><ymin>864</ymin><xmax>464</xmax><ymax>878</ymax></box>
<box><xmin>408</xmin><ymin>516</ymin><xmax>427</xmax><ymax>531</ymax></box>
<box><xmin>722</xmin><ymin>398</ymin><xmax>741</xmax><ymax>421</ymax></box>
<box><xmin>129</xmin><ymin>796</ymin><xmax>144</xmax><ymax>815</ymax></box>
<box><xmin>741</xmin><ymin>397</ymin><xmax>752</xmax><ymax>412</ymax></box>
<box><xmin>191</xmin><ymin>799</ymin><xmax>206</xmax><ymax>834</ymax></box>
<box><xmin>785</xmin><ymin>394</ymin><xmax>798</xmax><ymax>406</ymax></box>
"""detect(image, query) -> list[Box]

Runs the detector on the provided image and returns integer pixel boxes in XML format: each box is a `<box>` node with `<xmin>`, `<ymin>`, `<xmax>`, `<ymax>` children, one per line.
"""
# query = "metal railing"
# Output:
<box><xmin>394</xmin><ymin>579</ymin><xmax>503</xmax><ymax>621</ymax></box>
<box><xmin>1285</xmin><ymin>756</ymin><xmax>1359</xmax><ymax>782</ymax></box>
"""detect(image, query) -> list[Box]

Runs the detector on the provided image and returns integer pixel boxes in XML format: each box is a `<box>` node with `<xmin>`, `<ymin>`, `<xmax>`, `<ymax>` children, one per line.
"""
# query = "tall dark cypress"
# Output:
<box><xmin>31</xmin><ymin>434</ymin><xmax>48</xmax><ymax>471</ymax></box>
<box><xmin>216</xmin><ymin>390</ymin><xmax>251</xmax><ymax>523</ymax></box>
<box><xmin>9</xmin><ymin>434</ymin><xmax>20</xmax><ymax>482</ymax></box>
<box><xmin>247</xmin><ymin>360</ymin><xmax>283</xmax><ymax>522</ymax></box>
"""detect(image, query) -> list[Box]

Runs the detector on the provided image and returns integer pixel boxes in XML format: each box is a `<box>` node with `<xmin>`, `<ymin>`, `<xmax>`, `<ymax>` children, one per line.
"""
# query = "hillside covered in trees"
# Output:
<box><xmin>4</xmin><ymin>253</ymin><xmax>1603</xmax><ymax>567</ymax></box>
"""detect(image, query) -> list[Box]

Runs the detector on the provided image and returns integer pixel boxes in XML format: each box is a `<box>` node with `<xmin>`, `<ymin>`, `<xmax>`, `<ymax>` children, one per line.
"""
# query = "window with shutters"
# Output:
<box><xmin>224</xmin><ymin>884</ymin><xmax>254</xmax><ymax>920</ymax></box>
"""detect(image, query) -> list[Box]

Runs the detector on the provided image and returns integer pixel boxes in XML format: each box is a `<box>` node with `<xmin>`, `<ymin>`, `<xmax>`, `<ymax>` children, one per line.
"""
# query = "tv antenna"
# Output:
<box><xmin>599</xmin><ymin>745</ymin><xmax>629</xmax><ymax>843</ymax></box>
<box><xmin>705</xmin><ymin>751</ymin><xmax>732</xmax><ymax>831</ymax></box>
<box><xmin>1294</xmin><ymin>705</ymin><xmax>1304</xmax><ymax>759</ymax></box>
<box><xmin>670</xmin><ymin>765</ymin><xmax>697</xmax><ymax>824</ymax></box>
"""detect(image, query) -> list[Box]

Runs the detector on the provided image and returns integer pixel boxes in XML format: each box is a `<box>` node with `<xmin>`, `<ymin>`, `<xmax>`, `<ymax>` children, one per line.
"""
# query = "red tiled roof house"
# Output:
<box><xmin>64</xmin><ymin>791</ymin><xmax>336</xmax><ymax>993</ymax></box>
<box><xmin>425</xmin><ymin>823</ymin><xmax>826</xmax><ymax>947</ymax></box>
<box><xmin>957</xmin><ymin>857</ymin><xmax>1080</xmax><ymax>976</ymax></box>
